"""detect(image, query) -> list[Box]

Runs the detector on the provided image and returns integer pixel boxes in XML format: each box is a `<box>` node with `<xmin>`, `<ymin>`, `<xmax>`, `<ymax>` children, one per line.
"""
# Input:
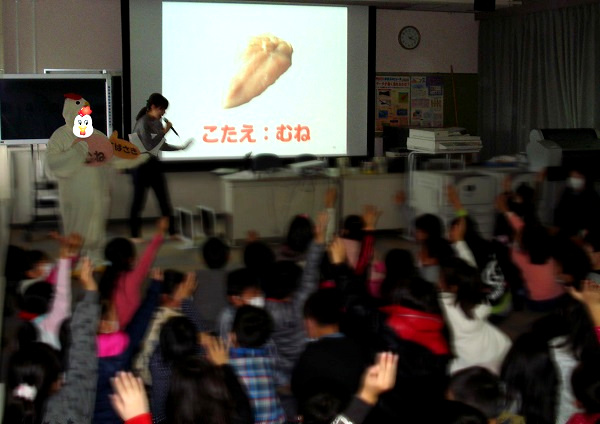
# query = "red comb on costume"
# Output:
<box><xmin>64</xmin><ymin>93</ymin><xmax>83</xmax><ymax>100</ymax></box>
<box><xmin>78</xmin><ymin>106</ymin><xmax>92</xmax><ymax>117</ymax></box>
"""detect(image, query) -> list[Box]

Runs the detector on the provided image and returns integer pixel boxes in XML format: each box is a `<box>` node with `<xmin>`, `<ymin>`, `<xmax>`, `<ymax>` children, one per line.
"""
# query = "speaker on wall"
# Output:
<box><xmin>474</xmin><ymin>0</ymin><xmax>495</xmax><ymax>11</ymax></box>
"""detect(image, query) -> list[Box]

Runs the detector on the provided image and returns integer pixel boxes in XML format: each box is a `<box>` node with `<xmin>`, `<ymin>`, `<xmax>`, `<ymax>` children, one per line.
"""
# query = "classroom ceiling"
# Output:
<box><xmin>369</xmin><ymin>0</ymin><xmax>521</xmax><ymax>12</ymax></box>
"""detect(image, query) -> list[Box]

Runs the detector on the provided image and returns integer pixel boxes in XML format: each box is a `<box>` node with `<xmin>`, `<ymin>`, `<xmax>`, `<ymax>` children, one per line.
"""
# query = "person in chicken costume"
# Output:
<box><xmin>46</xmin><ymin>93</ymin><xmax>147</xmax><ymax>263</ymax></box>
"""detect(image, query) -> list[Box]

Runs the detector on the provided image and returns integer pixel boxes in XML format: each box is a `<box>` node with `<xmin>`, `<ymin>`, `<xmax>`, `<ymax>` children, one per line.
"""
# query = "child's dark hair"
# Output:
<box><xmin>521</xmin><ymin>221</ymin><xmax>551</xmax><ymax>265</ymax></box>
<box><xmin>571</xmin><ymin>360</ymin><xmax>600</xmax><ymax>414</ymax></box>
<box><xmin>16</xmin><ymin>320</ymin><xmax>39</xmax><ymax>350</ymax></box>
<box><xmin>226</xmin><ymin>268</ymin><xmax>260</xmax><ymax>297</ymax></box>
<box><xmin>19</xmin><ymin>282</ymin><xmax>54</xmax><ymax>315</ymax></box>
<box><xmin>584</xmin><ymin>228</ymin><xmax>600</xmax><ymax>253</ymax></box>
<box><xmin>424</xmin><ymin>237</ymin><xmax>455</xmax><ymax>264</ymax></box>
<box><xmin>441</xmin><ymin>257</ymin><xmax>487</xmax><ymax>319</ymax></box>
<box><xmin>202</xmin><ymin>237</ymin><xmax>230</xmax><ymax>270</ymax></box>
<box><xmin>4</xmin><ymin>342</ymin><xmax>62</xmax><ymax>424</ymax></box>
<box><xmin>342</xmin><ymin>215</ymin><xmax>365</xmax><ymax>241</ymax></box>
<box><xmin>432</xmin><ymin>400</ymin><xmax>488</xmax><ymax>424</ymax></box>
<box><xmin>285</xmin><ymin>215</ymin><xmax>314</xmax><ymax>254</ymax></box>
<box><xmin>448</xmin><ymin>366</ymin><xmax>505</xmax><ymax>419</ymax></box>
<box><xmin>232</xmin><ymin>305</ymin><xmax>273</xmax><ymax>348</ymax></box>
<box><xmin>99</xmin><ymin>237</ymin><xmax>135</xmax><ymax>308</ymax></box>
<box><xmin>23</xmin><ymin>250</ymin><xmax>49</xmax><ymax>278</ymax></box>
<box><xmin>5</xmin><ymin>245</ymin><xmax>29</xmax><ymax>285</ymax></box>
<box><xmin>511</xmin><ymin>183</ymin><xmax>536</xmax><ymax>219</ymax></box>
<box><xmin>161</xmin><ymin>269</ymin><xmax>186</xmax><ymax>296</ymax></box>
<box><xmin>450</xmin><ymin>217</ymin><xmax>490</xmax><ymax>270</ymax></box>
<box><xmin>160</xmin><ymin>316</ymin><xmax>197</xmax><ymax>363</ymax></box>
<box><xmin>262</xmin><ymin>260</ymin><xmax>302</xmax><ymax>300</ymax></box>
<box><xmin>303</xmin><ymin>289</ymin><xmax>343</xmax><ymax>326</ymax></box>
<box><xmin>384</xmin><ymin>276</ymin><xmax>443</xmax><ymax>315</ymax></box>
<box><xmin>380</xmin><ymin>249</ymin><xmax>417</xmax><ymax>301</ymax></box>
<box><xmin>244</xmin><ymin>241</ymin><xmax>275</xmax><ymax>274</ymax></box>
<box><xmin>300</xmin><ymin>392</ymin><xmax>343</xmax><ymax>424</ymax></box>
<box><xmin>135</xmin><ymin>92</ymin><xmax>169</xmax><ymax>121</ymax></box>
<box><xmin>552</xmin><ymin>235</ymin><xmax>591</xmax><ymax>290</ymax></box>
<box><xmin>415</xmin><ymin>213</ymin><xmax>444</xmax><ymax>240</ymax></box>
<box><xmin>501</xmin><ymin>331</ymin><xmax>558</xmax><ymax>424</ymax></box>
<box><xmin>167</xmin><ymin>357</ymin><xmax>234</xmax><ymax>424</ymax></box>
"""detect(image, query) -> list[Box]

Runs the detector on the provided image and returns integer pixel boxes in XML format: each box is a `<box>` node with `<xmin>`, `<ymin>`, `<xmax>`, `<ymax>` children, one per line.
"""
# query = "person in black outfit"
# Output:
<box><xmin>292</xmin><ymin>289</ymin><xmax>365</xmax><ymax>414</ymax></box>
<box><xmin>130</xmin><ymin>93</ymin><xmax>190</xmax><ymax>240</ymax></box>
<box><xmin>554</xmin><ymin>167</ymin><xmax>600</xmax><ymax>239</ymax></box>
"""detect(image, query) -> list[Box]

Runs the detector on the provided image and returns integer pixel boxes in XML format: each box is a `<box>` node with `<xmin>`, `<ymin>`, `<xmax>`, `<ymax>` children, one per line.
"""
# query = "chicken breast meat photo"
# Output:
<box><xmin>223</xmin><ymin>34</ymin><xmax>293</xmax><ymax>109</ymax></box>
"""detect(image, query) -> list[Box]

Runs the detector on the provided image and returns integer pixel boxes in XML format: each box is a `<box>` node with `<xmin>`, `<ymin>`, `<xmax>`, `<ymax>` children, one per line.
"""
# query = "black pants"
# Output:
<box><xmin>129</xmin><ymin>156</ymin><xmax>175</xmax><ymax>237</ymax></box>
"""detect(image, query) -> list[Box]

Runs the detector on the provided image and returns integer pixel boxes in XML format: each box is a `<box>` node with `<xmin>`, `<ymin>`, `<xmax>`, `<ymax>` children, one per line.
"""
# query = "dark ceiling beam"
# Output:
<box><xmin>476</xmin><ymin>0</ymin><xmax>599</xmax><ymax>19</ymax></box>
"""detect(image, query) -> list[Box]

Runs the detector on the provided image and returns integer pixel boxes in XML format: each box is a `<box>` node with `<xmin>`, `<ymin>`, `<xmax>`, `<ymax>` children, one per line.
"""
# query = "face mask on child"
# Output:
<box><xmin>568</xmin><ymin>177</ymin><xmax>585</xmax><ymax>191</ymax></box>
<box><xmin>247</xmin><ymin>296</ymin><xmax>265</xmax><ymax>308</ymax></box>
<box><xmin>39</xmin><ymin>263</ymin><xmax>54</xmax><ymax>280</ymax></box>
<box><xmin>420</xmin><ymin>265</ymin><xmax>440</xmax><ymax>285</ymax></box>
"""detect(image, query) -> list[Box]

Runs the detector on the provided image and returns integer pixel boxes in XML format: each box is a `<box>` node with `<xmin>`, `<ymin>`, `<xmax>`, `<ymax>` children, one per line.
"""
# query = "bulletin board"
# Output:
<box><xmin>375</xmin><ymin>72</ymin><xmax>478</xmax><ymax>136</ymax></box>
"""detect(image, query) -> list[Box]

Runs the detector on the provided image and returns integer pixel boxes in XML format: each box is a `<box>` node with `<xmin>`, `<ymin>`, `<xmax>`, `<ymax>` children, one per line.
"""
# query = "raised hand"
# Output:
<box><xmin>502</xmin><ymin>174</ymin><xmax>513</xmax><ymax>193</ymax></box>
<box><xmin>357</xmin><ymin>352</ymin><xmax>398</xmax><ymax>405</ymax></box>
<box><xmin>394</xmin><ymin>190</ymin><xmax>406</xmax><ymax>206</ymax></box>
<box><xmin>79</xmin><ymin>257</ymin><xmax>97</xmax><ymax>291</ymax></box>
<box><xmin>58</xmin><ymin>232</ymin><xmax>83</xmax><ymax>258</ymax></box>
<box><xmin>110</xmin><ymin>371</ymin><xmax>149</xmax><ymax>421</ymax></box>
<box><xmin>174</xmin><ymin>272</ymin><xmax>197</xmax><ymax>301</ymax></box>
<box><xmin>314</xmin><ymin>210</ymin><xmax>329</xmax><ymax>244</ymax></box>
<box><xmin>201</xmin><ymin>334</ymin><xmax>229</xmax><ymax>366</ymax></box>
<box><xmin>495</xmin><ymin>193</ymin><xmax>509</xmax><ymax>213</ymax></box>
<box><xmin>449</xmin><ymin>217</ymin><xmax>466</xmax><ymax>243</ymax></box>
<box><xmin>566</xmin><ymin>279</ymin><xmax>600</xmax><ymax>326</ymax></box>
<box><xmin>325</xmin><ymin>187</ymin><xmax>338</xmax><ymax>209</ymax></box>
<box><xmin>150</xmin><ymin>268</ymin><xmax>164</xmax><ymax>282</ymax></box>
<box><xmin>446</xmin><ymin>185</ymin><xmax>462</xmax><ymax>211</ymax></box>
<box><xmin>362</xmin><ymin>205</ymin><xmax>381</xmax><ymax>231</ymax></box>
<box><xmin>157</xmin><ymin>216</ymin><xmax>170</xmax><ymax>235</ymax></box>
<box><xmin>328</xmin><ymin>237</ymin><xmax>346</xmax><ymax>265</ymax></box>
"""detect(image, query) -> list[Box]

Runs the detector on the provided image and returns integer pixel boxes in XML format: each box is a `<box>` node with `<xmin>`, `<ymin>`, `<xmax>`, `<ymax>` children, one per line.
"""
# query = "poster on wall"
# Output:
<box><xmin>375</xmin><ymin>76</ymin><xmax>411</xmax><ymax>132</ymax></box>
<box><xmin>410</xmin><ymin>76</ymin><xmax>443</xmax><ymax>127</ymax></box>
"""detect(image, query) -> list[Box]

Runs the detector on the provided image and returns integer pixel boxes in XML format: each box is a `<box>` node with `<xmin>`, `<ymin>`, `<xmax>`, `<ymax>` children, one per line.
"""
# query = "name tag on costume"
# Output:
<box><xmin>83</xmin><ymin>133</ymin><xmax>114</xmax><ymax>166</ymax></box>
<box><xmin>109</xmin><ymin>131</ymin><xmax>142</xmax><ymax>159</ymax></box>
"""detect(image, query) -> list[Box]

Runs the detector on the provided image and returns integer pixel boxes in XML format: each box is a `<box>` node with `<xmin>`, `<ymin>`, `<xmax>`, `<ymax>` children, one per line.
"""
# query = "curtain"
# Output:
<box><xmin>478</xmin><ymin>2</ymin><xmax>600</xmax><ymax>159</ymax></box>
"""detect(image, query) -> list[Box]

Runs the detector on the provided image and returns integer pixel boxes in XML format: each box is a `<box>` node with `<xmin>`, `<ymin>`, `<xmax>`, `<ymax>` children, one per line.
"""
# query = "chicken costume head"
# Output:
<box><xmin>62</xmin><ymin>93</ymin><xmax>89</xmax><ymax>125</ymax></box>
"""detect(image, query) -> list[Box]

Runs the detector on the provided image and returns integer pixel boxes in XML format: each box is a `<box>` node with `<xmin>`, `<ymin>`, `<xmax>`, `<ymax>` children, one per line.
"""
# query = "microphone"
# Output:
<box><xmin>163</xmin><ymin>118</ymin><xmax>180</xmax><ymax>137</ymax></box>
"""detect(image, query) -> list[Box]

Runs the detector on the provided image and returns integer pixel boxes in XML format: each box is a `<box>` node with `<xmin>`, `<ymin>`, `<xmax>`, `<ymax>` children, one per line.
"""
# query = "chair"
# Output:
<box><xmin>251</xmin><ymin>154</ymin><xmax>282</xmax><ymax>172</ymax></box>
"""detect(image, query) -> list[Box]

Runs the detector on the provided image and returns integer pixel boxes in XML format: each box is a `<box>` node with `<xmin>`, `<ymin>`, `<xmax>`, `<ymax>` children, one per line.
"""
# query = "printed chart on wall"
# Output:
<box><xmin>375</xmin><ymin>75</ymin><xmax>444</xmax><ymax>131</ymax></box>
<box><xmin>410</xmin><ymin>76</ymin><xmax>443</xmax><ymax>127</ymax></box>
<box><xmin>375</xmin><ymin>76</ymin><xmax>410</xmax><ymax>131</ymax></box>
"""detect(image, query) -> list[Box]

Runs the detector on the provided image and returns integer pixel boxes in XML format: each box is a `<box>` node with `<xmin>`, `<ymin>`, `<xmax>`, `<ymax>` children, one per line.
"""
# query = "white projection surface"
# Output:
<box><xmin>160</xmin><ymin>2</ymin><xmax>348</xmax><ymax>160</ymax></box>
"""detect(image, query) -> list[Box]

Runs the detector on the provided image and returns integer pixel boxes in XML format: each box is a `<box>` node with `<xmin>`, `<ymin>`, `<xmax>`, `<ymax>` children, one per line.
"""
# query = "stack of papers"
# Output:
<box><xmin>407</xmin><ymin>128</ymin><xmax>482</xmax><ymax>153</ymax></box>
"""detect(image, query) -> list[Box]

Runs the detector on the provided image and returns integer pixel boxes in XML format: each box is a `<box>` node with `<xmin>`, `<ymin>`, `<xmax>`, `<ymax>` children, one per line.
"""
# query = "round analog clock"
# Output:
<box><xmin>398</xmin><ymin>26</ymin><xmax>421</xmax><ymax>50</ymax></box>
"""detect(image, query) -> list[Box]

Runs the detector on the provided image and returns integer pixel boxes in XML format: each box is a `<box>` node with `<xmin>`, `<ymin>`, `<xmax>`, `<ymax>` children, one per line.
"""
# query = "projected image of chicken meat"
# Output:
<box><xmin>223</xmin><ymin>34</ymin><xmax>293</xmax><ymax>109</ymax></box>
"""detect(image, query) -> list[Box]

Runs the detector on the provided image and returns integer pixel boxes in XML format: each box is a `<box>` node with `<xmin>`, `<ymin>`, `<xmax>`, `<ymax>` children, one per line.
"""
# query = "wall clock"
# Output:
<box><xmin>398</xmin><ymin>26</ymin><xmax>421</xmax><ymax>50</ymax></box>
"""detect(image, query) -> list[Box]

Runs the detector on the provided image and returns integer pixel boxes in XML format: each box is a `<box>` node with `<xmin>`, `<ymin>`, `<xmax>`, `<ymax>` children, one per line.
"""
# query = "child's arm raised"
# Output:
<box><xmin>43</xmin><ymin>257</ymin><xmax>100</xmax><ymax>424</ymax></box>
<box><xmin>38</xmin><ymin>235</ymin><xmax>74</xmax><ymax>346</ymax></box>
<box><xmin>293</xmin><ymin>211</ymin><xmax>327</xmax><ymax>314</ymax></box>
<box><xmin>116</xmin><ymin>217</ymin><xmax>167</xmax><ymax>328</ymax></box>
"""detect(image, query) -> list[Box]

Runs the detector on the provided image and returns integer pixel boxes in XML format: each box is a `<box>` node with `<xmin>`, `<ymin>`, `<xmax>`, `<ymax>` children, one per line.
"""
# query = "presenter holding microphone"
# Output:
<box><xmin>129</xmin><ymin>93</ymin><xmax>191</xmax><ymax>241</ymax></box>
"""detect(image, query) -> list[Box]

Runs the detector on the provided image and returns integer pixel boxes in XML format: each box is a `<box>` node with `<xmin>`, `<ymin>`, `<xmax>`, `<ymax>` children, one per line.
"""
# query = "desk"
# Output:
<box><xmin>339</xmin><ymin>173</ymin><xmax>406</xmax><ymax>231</ymax></box>
<box><xmin>221</xmin><ymin>171</ymin><xmax>336</xmax><ymax>242</ymax></box>
<box><xmin>222</xmin><ymin>170</ymin><xmax>407</xmax><ymax>242</ymax></box>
